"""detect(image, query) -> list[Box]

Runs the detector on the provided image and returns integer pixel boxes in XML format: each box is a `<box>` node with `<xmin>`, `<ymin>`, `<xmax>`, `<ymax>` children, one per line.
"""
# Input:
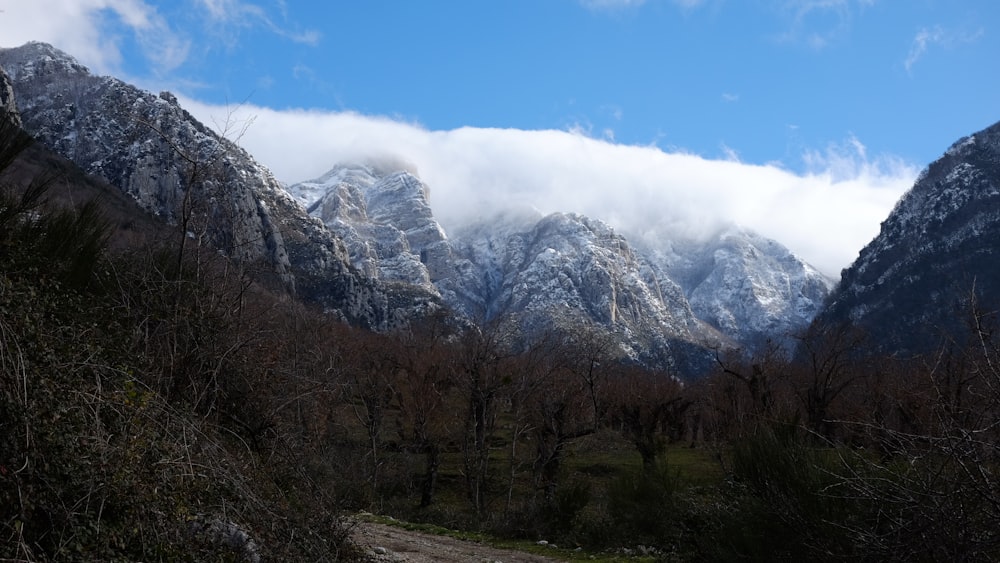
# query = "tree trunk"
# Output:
<box><xmin>419</xmin><ymin>442</ymin><xmax>440</xmax><ymax>508</ymax></box>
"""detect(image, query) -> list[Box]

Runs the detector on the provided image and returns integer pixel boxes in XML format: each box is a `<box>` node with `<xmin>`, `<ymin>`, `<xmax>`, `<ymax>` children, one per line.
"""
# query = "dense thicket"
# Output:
<box><xmin>0</xmin><ymin>115</ymin><xmax>360</xmax><ymax>561</ymax></box>
<box><xmin>3</xmin><ymin>106</ymin><xmax>1000</xmax><ymax>561</ymax></box>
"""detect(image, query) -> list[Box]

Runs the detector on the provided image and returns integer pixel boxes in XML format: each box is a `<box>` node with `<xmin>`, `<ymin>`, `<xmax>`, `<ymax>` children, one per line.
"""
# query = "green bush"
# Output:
<box><xmin>542</xmin><ymin>479</ymin><xmax>592</xmax><ymax>536</ymax></box>
<box><xmin>605</xmin><ymin>459</ymin><xmax>685</xmax><ymax>548</ymax></box>
<box><xmin>698</xmin><ymin>424</ymin><xmax>859</xmax><ymax>561</ymax></box>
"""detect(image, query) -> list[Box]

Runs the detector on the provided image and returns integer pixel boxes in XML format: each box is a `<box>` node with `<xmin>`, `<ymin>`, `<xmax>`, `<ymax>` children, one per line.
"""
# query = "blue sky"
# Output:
<box><xmin>0</xmin><ymin>0</ymin><xmax>997</xmax><ymax>275</ymax></box>
<box><xmin>108</xmin><ymin>0</ymin><xmax>994</xmax><ymax>169</ymax></box>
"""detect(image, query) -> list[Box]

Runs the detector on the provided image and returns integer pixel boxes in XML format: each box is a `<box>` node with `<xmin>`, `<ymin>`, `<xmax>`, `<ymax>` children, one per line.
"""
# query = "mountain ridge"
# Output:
<box><xmin>0</xmin><ymin>41</ymin><xmax>442</xmax><ymax>330</ymax></box>
<box><xmin>289</xmin><ymin>161</ymin><xmax>832</xmax><ymax>368</ymax></box>
<box><xmin>3</xmin><ymin>41</ymin><xmax>834</xmax><ymax>374</ymax></box>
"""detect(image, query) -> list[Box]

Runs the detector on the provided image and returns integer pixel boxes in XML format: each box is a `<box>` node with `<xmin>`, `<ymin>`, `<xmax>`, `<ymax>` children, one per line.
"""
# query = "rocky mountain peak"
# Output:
<box><xmin>0</xmin><ymin>41</ymin><xmax>90</xmax><ymax>82</ymax></box>
<box><xmin>289</xmin><ymin>162</ymin><xmax>449</xmax><ymax>291</ymax></box>
<box><xmin>290</xmin><ymin>152</ymin><xmax>832</xmax><ymax>371</ymax></box>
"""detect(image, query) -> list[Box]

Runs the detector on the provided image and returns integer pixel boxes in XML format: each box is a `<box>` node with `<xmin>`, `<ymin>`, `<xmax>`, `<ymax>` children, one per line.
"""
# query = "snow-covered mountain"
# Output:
<box><xmin>447</xmin><ymin>210</ymin><xmax>722</xmax><ymax>369</ymax></box>
<box><xmin>816</xmin><ymin>120</ymin><xmax>1000</xmax><ymax>355</ymax></box>
<box><xmin>0</xmin><ymin>41</ymin><xmax>440</xmax><ymax>330</ymax></box>
<box><xmin>2</xmin><ymin>41</ymin><xmax>834</xmax><ymax>374</ymax></box>
<box><xmin>290</xmin><ymin>162</ymin><xmax>832</xmax><ymax>367</ymax></box>
<box><xmin>635</xmin><ymin>227</ymin><xmax>833</xmax><ymax>350</ymax></box>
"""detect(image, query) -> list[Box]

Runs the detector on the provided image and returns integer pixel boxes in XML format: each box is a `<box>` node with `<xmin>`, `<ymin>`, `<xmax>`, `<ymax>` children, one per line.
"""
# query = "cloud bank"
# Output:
<box><xmin>181</xmin><ymin>98</ymin><xmax>917</xmax><ymax>278</ymax></box>
<box><xmin>0</xmin><ymin>0</ymin><xmax>187</xmax><ymax>75</ymax></box>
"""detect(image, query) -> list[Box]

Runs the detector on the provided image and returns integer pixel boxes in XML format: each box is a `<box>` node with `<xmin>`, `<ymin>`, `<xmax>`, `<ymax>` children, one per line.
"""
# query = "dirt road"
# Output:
<box><xmin>352</xmin><ymin>521</ymin><xmax>562</xmax><ymax>563</ymax></box>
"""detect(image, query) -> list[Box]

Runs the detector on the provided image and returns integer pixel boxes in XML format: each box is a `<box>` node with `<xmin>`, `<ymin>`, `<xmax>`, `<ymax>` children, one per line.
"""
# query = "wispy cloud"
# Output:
<box><xmin>773</xmin><ymin>0</ymin><xmax>875</xmax><ymax>49</ymax></box>
<box><xmin>292</xmin><ymin>63</ymin><xmax>316</xmax><ymax>82</ymax></box>
<box><xmin>197</xmin><ymin>0</ymin><xmax>321</xmax><ymax>46</ymax></box>
<box><xmin>800</xmin><ymin>133</ymin><xmax>912</xmax><ymax>183</ymax></box>
<box><xmin>719</xmin><ymin>143</ymin><xmax>741</xmax><ymax>162</ymax></box>
<box><xmin>904</xmin><ymin>24</ymin><xmax>984</xmax><ymax>74</ymax></box>
<box><xmin>904</xmin><ymin>26</ymin><xmax>941</xmax><ymax>73</ymax></box>
<box><xmin>721</xmin><ymin>92</ymin><xmax>739</xmax><ymax>103</ymax></box>
<box><xmin>601</xmin><ymin>104</ymin><xmax>624</xmax><ymax>121</ymax></box>
<box><xmin>181</xmin><ymin>98</ymin><xmax>917</xmax><ymax>277</ymax></box>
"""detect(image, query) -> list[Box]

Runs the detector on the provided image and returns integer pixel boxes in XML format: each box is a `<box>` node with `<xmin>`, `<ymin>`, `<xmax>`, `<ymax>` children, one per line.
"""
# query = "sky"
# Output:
<box><xmin>0</xmin><ymin>0</ymin><xmax>997</xmax><ymax>277</ymax></box>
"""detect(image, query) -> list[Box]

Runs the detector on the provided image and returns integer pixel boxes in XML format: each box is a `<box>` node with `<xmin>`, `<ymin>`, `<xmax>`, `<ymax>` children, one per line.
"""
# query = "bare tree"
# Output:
<box><xmin>526</xmin><ymin>348</ymin><xmax>592</xmax><ymax>501</ymax></box>
<box><xmin>393</xmin><ymin>311</ymin><xmax>459</xmax><ymax>507</ymax></box>
<box><xmin>826</xmin><ymin>291</ymin><xmax>1000</xmax><ymax>560</ymax></box>
<box><xmin>607</xmin><ymin>366</ymin><xmax>688</xmax><ymax>470</ymax></box>
<box><xmin>791</xmin><ymin>322</ymin><xmax>868</xmax><ymax>440</ymax></box>
<box><xmin>340</xmin><ymin>329</ymin><xmax>398</xmax><ymax>505</ymax></box>
<box><xmin>708</xmin><ymin>340</ymin><xmax>789</xmax><ymax>438</ymax></box>
<box><xmin>453</xmin><ymin>315</ymin><xmax>519</xmax><ymax>517</ymax></box>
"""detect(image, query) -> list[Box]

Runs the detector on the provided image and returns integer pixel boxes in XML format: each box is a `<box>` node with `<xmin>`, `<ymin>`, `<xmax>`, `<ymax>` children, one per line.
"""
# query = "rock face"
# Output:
<box><xmin>0</xmin><ymin>68</ymin><xmax>20</xmax><ymax>126</ymax></box>
<box><xmin>816</xmin><ymin>120</ymin><xmax>1000</xmax><ymax>356</ymax></box>
<box><xmin>0</xmin><ymin>41</ymin><xmax>439</xmax><ymax>329</ymax></box>
<box><xmin>293</xmin><ymin>161</ymin><xmax>450</xmax><ymax>293</ymax></box>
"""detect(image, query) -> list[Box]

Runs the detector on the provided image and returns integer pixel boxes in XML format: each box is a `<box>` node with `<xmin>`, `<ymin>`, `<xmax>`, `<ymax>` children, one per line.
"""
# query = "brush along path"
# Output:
<box><xmin>353</xmin><ymin>521</ymin><xmax>562</xmax><ymax>562</ymax></box>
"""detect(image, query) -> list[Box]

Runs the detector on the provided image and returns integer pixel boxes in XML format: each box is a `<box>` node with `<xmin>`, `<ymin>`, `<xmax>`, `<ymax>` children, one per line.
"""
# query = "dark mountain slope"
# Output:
<box><xmin>816</xmin><ymin>120</ymin><xmax>1000</xmax><ymax>355</ymax></box>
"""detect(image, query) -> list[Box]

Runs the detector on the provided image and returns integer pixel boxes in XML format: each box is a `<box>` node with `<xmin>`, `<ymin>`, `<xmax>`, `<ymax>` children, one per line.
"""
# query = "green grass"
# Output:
<box><xmin>566</xmin><ymin>430</ymin><xmax>725</xmax><ymax>487</ymax></box>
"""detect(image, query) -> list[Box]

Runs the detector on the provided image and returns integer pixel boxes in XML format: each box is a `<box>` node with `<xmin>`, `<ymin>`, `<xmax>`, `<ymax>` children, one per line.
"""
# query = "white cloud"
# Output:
<box><xmin>904</xmin><ymin>25</ymin><xmax>983</xmax><ymax>73</ymax></box>
<box><xmin>0</xmin><ymin>0</ymin><xmax>188</xmax><ymax>75</ymax></box>
<box><xmin>181</xmin><ymin>98</ymin><xmax>917</xmax><ymax>277</ymax></box>
<box><xmin>721</xmin><ymin>92</ymin><xmax>739</xmax><ymax>102</ymax></box>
